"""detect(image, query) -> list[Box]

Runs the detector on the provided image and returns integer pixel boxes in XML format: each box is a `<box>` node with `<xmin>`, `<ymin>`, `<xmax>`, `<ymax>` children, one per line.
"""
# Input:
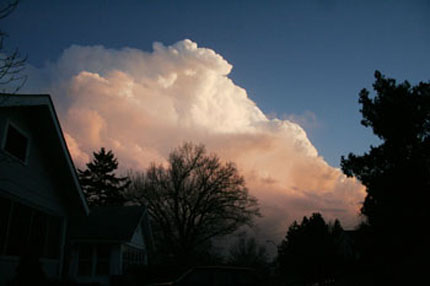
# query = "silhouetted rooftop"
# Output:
<box><xmin>70</xmin><ymin>205</ymin><xmax>147</xmax><ymax>242</ymax></box>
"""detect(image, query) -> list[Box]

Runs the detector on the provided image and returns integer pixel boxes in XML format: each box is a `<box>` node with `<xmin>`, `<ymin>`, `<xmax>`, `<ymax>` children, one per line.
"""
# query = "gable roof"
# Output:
<box><xmin>0</xmin><ymin>93</ymin><xmax>89</xmax><ymax>215</ymax></box>
<box><xmin>70</xmin><ymin>206</ymin><xmax>148</xmax><ymax>242</ymax></box>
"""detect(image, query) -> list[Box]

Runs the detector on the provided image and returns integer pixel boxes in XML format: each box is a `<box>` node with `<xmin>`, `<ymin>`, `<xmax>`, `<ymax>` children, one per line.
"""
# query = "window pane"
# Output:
<box><xmin>96</xmin><ymin>261</ymin><xmax>110</xmax><ymax>276</ymax></box>
<box><xmin>78</xmin><ymin>244</ymin><xmax>93</xmax><ymax>276</ymax></box>
<box><xmin>45</xmin><ymin>216</ymin><xmax>61</xmax><ymax>259</ymax></box>
<box><xmin>29</xmin><ymin>210</ymin><xmax>48</xmax><ymax>257</ymax></box>
<box><xmin>78</xmin><ymin>261</ymin><xmax>92</xmax><ymax>277</ymax></box>
<box><xmin>96</xmin><ymin>245</ymin><xmax>110</xmax><ymax>275</ymax></box>
<box><xmin>4</xmin><ymin>125</ymin><xmax>28</xmax><ymax>162</ymax></box>
<box><xmin>122</xmin><ymin>245</ymin><xmax>145</xmax><ymax>273</ymax></box>
<box><xmin>6</xmin><ymin>202</ymin><xmax>32</xmax><ymax>256</ymax></box>
<box><xmin>97</xmin><ymin>245</ymin><xmax>110</xmax><ymax>259</ymax></box>
<box><xmin>0</xmin><ymin>196</ymin><xmax>11</xmax><ymax>255</ymax></box>
<box><xmin>79</xmin><ymin>244</ymin><xmax>92</xmax><ymax>259</ymax></box>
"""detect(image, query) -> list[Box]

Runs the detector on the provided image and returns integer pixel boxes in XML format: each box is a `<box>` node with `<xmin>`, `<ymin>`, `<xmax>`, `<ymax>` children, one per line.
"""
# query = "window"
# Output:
<box><xmin>29</xmin><ymin>210</ymin><xmax>48</xmax><ymax>257</ymax></box>
<box><xmin>45</xmin><ymin>216</ymin><xmax>61</xmax><ymax>259</ymax></box>
<box><xmin>6</xmin><ymin>202</ymin><xmax>32</xmax><ymax>256</ymax></box>
<box><xmin>122</xmin><ymin>245</ymin><xmax>145</xmax><ymax>273</ymax></box>
<box><xmin>0</xmin><ymin>197</ymin><xmax>62</xmax><ymax>259</ymax></box>
<box><xmin>3</xmin><ymin>123</ymin><xmax>29</xmax><ymax>162</ymax></box>
<box><xmin>77</xmin><ymin>243</ymin><xmax>111</xmax><ymax>277</ymax></box>
<box><xmin>95</xmin><ymin>245</ymin><xmax>111</xmax><ymax>275</ymax></box>
<box><xmin>0</xmin><ymin>197</ymin><xmax>12</xmax><ymax>254</ymax></box>
<box><xmin>78</xmin><ymin>244</ymin><xmax>93</xmax><ymax>277</ymax></box>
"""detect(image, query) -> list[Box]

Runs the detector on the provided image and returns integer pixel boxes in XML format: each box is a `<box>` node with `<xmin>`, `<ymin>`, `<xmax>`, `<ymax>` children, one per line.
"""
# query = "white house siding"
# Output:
<box><xmin>123</xmin><ymin>224</ymin><xmax>148</xmax><ymax>270</ymax></box>
<box><xmin>0</xmin><ymin>108</ymin><xmax>69</xmax><ymax>285</ymax></box>
<box><xmin>129</xmin><ymin>223</ymin><xmax>145</xmax><ymax>249</ymax></box>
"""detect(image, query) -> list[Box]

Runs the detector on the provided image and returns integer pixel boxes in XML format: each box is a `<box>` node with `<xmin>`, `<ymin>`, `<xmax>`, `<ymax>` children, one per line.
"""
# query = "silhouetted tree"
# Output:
<box><xmin>341</xmin><ymin>71</ymin><xmax>430</xmax><ymax>283</ymax></box>
<box><xmin>228</xmin><ymin>232</ymin><xmax>268</xmax><ymax>269</ymax></box>
<box><xmin>278</xmin><ymin>213</ymin><xmax>345</xmax><ymax>285</ymax></box>
<box><xmin>0</xmin><ymin>0</ymin><xmax>26</xmax><ymax>94</ymax></box>
<box><xmin>129</xmin><ymin>142</ymin><xmax>260</xmax><ymax>263</ymax></box>
<box><xmin>78</xmin><ymin>147</ymin><xmax>130</xmax><ymax>207</ymax></box>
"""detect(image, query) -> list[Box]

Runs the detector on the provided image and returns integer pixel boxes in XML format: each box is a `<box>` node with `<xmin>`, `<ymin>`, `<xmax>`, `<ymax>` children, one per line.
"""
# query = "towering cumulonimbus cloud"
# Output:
<box><xmin>26</xmin><ymin>39</ymin><xmax>365</xmax><ymax>241</ymax></box>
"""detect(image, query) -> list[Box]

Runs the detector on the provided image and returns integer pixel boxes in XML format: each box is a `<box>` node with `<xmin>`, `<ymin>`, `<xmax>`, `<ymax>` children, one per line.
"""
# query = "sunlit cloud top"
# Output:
<box><xmin>25</xmin><ymin>39</ymin><xmax>365</xmax><ymax>241</ymax></box>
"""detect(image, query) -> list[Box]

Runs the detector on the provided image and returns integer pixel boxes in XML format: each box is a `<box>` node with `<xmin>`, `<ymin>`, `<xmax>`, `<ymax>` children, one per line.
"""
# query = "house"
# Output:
<box><xmin>0</xmin><ymin>94</ymin><xmax>89</xmax><ymax>286</ymax></box>
<box><xmin>68</xmin><ymin>206</ymin><xmax>154</xmax><ymax>286</ymax></box>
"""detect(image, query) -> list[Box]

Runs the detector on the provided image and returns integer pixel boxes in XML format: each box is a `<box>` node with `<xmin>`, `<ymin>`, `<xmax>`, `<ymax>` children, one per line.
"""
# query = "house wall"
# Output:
<box><xmin>129</xmin><ymin>223</ymin><xmax>145</xmax><ymax>249</ymax></box>
<box><xmin>0</xmin><ymin>109</ymin><xmax>69</xmax><ymax>285</ymax></box>
<box><xmin>123</xmin><ymin>223</ymin><xmax>149</xmax><ymax>268</ymax></box>
<box><xmin>0</xmin><ymin>109</ymin><xmax>67</xmax><ymax>215</ymax></box>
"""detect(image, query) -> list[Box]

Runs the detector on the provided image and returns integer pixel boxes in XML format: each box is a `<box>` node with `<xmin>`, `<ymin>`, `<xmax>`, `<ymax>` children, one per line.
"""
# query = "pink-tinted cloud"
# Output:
<box><xmin>25</xmin><ymin>39</ymin><xmax>365</xmax><ymax>242</ymax></box>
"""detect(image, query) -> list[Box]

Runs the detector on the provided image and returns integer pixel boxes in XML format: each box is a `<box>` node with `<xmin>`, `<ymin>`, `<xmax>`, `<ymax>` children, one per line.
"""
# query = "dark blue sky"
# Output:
<box><xmin>3</xmin><ymin>0</ymin><xmax>430</xmax><ymax>166</ymax></box>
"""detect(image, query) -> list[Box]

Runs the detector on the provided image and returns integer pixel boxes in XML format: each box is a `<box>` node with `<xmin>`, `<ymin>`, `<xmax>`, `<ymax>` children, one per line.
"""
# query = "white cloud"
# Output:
<box><xmin>25</xmin><ymin>39</ymin><xmax>365</xmax><ymax>242</ymax></box>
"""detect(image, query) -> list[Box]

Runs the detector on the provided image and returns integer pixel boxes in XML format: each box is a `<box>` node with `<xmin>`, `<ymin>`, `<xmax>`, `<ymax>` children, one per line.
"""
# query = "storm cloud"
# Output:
<box><xmin>25</xmin><ymin>39</ymin><xmax>365</xmax><ymax>242</ymax></box>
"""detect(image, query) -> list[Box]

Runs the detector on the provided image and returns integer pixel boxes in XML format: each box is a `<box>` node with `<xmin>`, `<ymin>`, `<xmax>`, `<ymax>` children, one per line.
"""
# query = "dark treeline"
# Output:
<box><xmin>277</xmin><ymin>213</ymin><xmax>350</xmax><ymax>285</ymax></box>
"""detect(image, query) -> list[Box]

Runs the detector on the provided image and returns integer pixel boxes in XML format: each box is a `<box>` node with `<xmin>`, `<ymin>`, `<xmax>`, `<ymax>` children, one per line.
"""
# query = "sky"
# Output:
<box><xmin>2</xmin><ymin>0</ymin><xmax>430</xmax><ymax>243</ymax></box>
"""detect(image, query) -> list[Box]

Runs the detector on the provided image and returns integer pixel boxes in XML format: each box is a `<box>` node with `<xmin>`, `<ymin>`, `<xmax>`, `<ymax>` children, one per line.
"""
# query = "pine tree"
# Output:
<box><xmin>278</xmin><ymin>213</ymin><xmax>345</xmax><ymax>285</ymax></box>
<box><xmin>341</xmin><ymin>71</ymin><xmax>430</xmax><ymax>282</ymax></box>
<box><xmin>78</xmin><ymin>147</ymin><xmax>130</xmax><ymax>207</ymax></box>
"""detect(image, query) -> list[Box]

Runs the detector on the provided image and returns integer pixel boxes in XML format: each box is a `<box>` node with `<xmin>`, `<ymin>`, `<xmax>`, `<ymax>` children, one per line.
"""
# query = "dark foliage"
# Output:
<box><xmin>78</xmin><ymin>147</ymin><xmax>130</xmax><ymax>207</ymax></box>
<box><xmin>128</xmin><ymin>142</ymin><xmax>260</xmax><ymax>263</ymax></box>
<box><xmin>277</xmin><ymin>213</ymin><xmax>349</xmax><ymax>285</ymax></box>
<box><xmin>341</xmin><ymin>71</ymin><xmax>430</xmax><ymax>283</ymax></box>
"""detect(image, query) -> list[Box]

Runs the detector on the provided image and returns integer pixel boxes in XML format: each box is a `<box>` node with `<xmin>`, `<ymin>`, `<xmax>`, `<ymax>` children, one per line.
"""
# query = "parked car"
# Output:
<box><xmin>148</xmin><ymin>266</ymin><xmax>262</xmax><ymax>286</ymax></box>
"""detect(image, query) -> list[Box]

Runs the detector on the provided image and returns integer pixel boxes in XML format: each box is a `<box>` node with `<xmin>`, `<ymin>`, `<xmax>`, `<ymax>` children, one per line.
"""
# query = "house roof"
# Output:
<box><xmin>0</xmin><ymin>93</ymin><xmax>89</xmax><ymax>215</ymax></box>
<box><xmin>70</xmin><ymin>206</ymin><xmax>148</xmax><ymax>242</ymax></box>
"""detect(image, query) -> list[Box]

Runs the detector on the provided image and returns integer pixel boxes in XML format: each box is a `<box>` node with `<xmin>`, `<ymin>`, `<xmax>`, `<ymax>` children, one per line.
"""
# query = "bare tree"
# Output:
<box><xmin>128</xmin><ymin>142</ymin><xmax>260</xmax><ymax>261</ymax></box>
<box><xmin>228</xmin><ymin>232</ymin><xmax>268</xmax><ymax>268</ymax></box>
<box><xmin>0</xmin><ymin>0</ymin><xmax>26</xmax><ymax>94</ymax></box>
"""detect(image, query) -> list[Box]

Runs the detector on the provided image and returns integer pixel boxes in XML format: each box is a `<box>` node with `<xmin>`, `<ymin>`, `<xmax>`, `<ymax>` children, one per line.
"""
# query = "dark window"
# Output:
<box><xmin>44</xmin><ymin>216</ymin><xmax>61</xmax><ymax>259</ymax></box>
<box><xmin>6</xmin><ymin>202</ymin><xmax>32</xmax><ymax>256</ymax></box>
<box><xmin>3</xmin><ymin>124</ymin><xmax>29</xmax><ymax>162</ymax></box>
<box><xmin>0</xmin><ymin>198</ymin><xmax>62</xmax><ymax>259</ymax></box>
<box><xmin>30</xmin><ymin>210</ymin><xmax>48</xmax><ymax>257</ymax></box>
<box><xmin>122</xmin><ymin>245</ymin><xmax>145</xmax><ymax>273</ymax></box>
<box><xmin>0</xmin><ymin>197</ymin><xmax>12</xmax><ymax>255</ymax></box>
<box><xmin>214</xmin><ymin>270</ymin><xmax>234</xmax><ymax>286</ymax></box>
<box><xmin>95</xmin><ymin>245</ymin><xmax>110</xmax><ymax>275</ymax></box>
<box><xmin>78</xmin><ymin>244</ymin><xmax>93</xmax><ymax>276</ymax></box>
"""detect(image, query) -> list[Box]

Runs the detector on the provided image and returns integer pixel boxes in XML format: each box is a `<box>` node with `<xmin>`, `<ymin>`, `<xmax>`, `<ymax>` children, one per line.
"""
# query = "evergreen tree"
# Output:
<box><xmin>278</xmin><ymin>213</ymin><xmax>346</xmax><ymax>285</ymax></box>
<box><xmin>78</xmin><ymin>147</ymin><xmax>130</xmax><ymax>207</ymax></box>
<box><xmin>341</xmin><ymin>71</ymin><xmax>430</xmax><ymax>282</ymax></box>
